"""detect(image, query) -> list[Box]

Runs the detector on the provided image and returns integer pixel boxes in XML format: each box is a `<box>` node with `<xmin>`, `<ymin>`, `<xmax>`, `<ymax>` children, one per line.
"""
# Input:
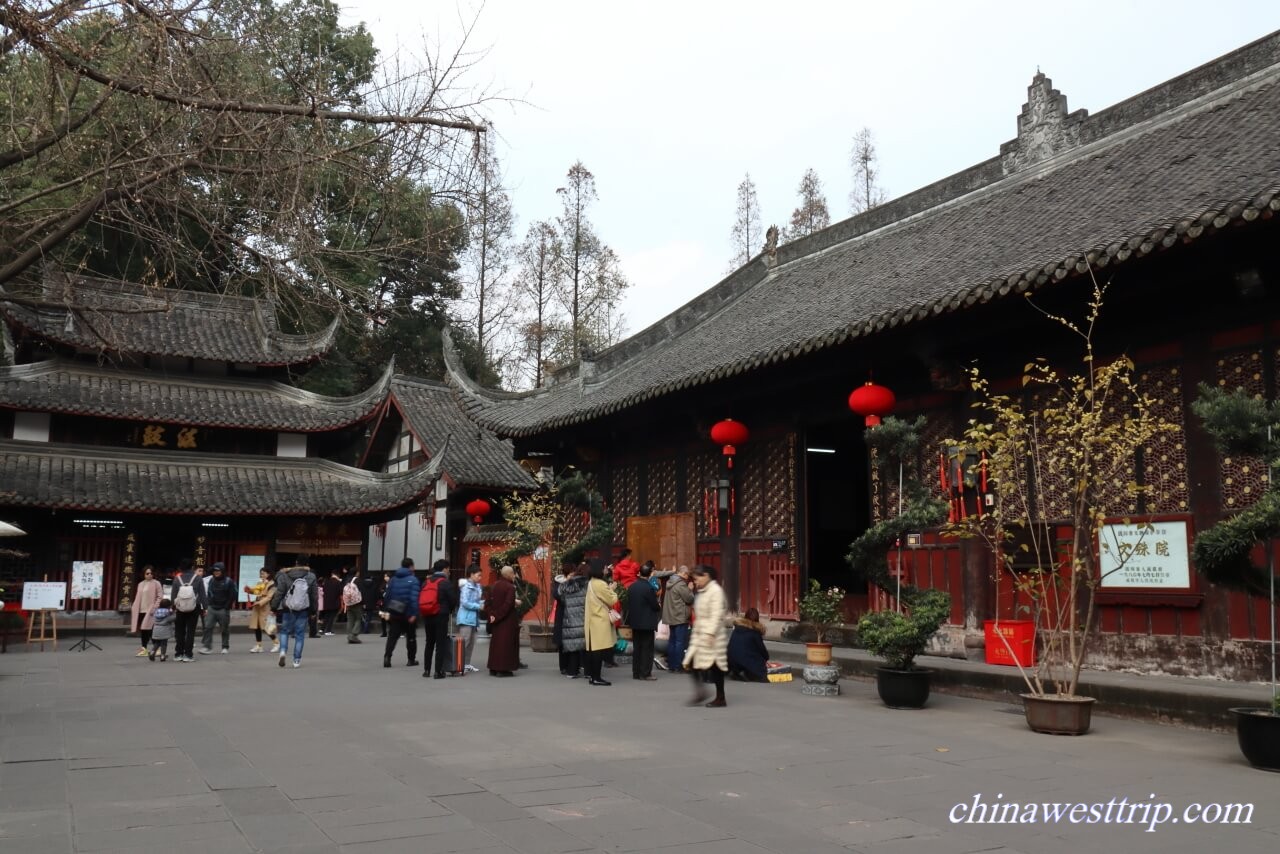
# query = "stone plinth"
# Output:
<box><xmin>802</xmin><ymin>663</ymin><xmax>840</xmax><ymax>696</ymax></box>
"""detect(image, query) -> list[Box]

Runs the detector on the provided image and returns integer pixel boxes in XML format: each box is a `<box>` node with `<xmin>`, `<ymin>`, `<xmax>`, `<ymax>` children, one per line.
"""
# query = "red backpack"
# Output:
<box><xmin>419</xmin><ymin>577</ymin><xmax>443</xmax><ymax>616</ymax></box>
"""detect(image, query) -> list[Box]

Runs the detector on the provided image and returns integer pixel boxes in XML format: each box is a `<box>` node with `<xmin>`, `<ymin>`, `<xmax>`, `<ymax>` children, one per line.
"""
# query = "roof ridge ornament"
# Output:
<box><xmin>1000</xmin><ymin>71</ymin><xmax>1088</xmax><ymax>175</ymax></box>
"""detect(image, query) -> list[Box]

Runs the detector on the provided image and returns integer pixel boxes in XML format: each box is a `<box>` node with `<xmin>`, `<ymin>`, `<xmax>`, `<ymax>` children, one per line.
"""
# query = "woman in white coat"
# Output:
<box><xmin>683</xmin><ymin>565</ymin><xmax>729</xmax><ymax>707</ymax></box>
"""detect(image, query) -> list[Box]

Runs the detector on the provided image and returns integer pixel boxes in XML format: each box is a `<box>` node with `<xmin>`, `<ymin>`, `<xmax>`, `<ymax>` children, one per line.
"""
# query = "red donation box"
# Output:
<box><xmin>983</xmin><ymin>620</ymin><xmax>1036</xmax><ymax>667</ymax></box>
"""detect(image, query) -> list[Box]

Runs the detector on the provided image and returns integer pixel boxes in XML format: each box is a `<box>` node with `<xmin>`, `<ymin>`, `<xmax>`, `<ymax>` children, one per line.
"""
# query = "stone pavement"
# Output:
<box><xmin>0</xmin><ymin>635</ymin><xmax>1276</xmax><ymax>854</ymax></box>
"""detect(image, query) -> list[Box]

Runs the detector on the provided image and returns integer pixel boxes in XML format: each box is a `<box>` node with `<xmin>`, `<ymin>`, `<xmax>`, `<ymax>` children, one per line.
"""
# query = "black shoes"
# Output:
<box><xmin>406</xmin><ymin>659</ymin><xmax>418</xmax><ymax>666</ymax></box>
<box><xmin>383</xmin><ymin>656</ymin><xmax>391</xmax><ymax>668</ymax></box>
<box><xmin>433</xmin><ymin>672</ymin><xmax>445</xmax><ymax>679</ymax></box>
<box><xmin>589</xmin><ymin>678</ymin><xmax>611</xmax><ymax>686</ymax></box>
<box><xmin>706</xmin><ymin>698</ymin><xmax>727</xmax><ymax>708</ymax></box>
<box><xmin>348</xmin><ymin>638</ymin><xmax>362</xmax><ymax>644</ymax></box>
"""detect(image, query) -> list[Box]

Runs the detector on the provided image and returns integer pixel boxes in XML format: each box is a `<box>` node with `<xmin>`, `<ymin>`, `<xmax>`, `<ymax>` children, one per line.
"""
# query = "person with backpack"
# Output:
<box><xmin>382</xmin><ymin>558</ymin><xmax>421</xmax><ymax>668</ymax></box>
<box><xmin>170</xmin><ymin>558</ymin><xmax>206</xmax><ymax>662</ymax></box>
<box><xmin>199</xmin><ymin>562</ymin><xmax>237</xmax><ymax>654</ymax></box>
<box><xmin>341</xmin><ymin>567</ymin><xmax>365</xmax><ymax>644</ymax></box>
<box><xmin>419</xmin><ymin>559</ymin><xmax>458</xmax><ymax>679</ymax></box>
<box><xmin>270</xmin><ymin>555</ymin><xmax>318</xmax><ymax>668</ymax></box>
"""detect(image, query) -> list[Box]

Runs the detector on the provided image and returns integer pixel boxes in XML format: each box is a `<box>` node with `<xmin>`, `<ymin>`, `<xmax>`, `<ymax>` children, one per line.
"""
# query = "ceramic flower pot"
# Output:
<box><xmin>1231</xmin><ymin>708</ymin><xmax>1280</xmax><ymax>771</ymax></box>
<box><xmin>805</xmin><ymin>642</ymin><xmax>833</xmax><ymax>665</ymax></box>
<box><xmin>527</xmin><ymin>629</ymin><xmax>557</xmax><ymax>653</ymax></box>
<box><xmin>875</xmin><ymin>667</ymin><xmax>932</xmax><ymax>709</ymax></box>
<box><xmin>1021</xmin><ymin>693</ymin><xmax>1096</xmax><ymax>735</ymax></box>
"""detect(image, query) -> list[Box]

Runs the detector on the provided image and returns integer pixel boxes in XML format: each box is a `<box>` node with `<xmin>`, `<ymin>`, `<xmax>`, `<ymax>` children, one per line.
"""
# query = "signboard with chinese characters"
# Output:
<box><xmin>22</xmin><ymin>581</ymin><xmax>66</xmax><ymax>610</ymax></box>
<box><xmin>70</xmin><ymin>561</ymin><xmax>105</xmax><ymax>599</ymax></box>
<box><xmin>237</xmin><ymin>555</ymin><xmax>266</xmax><ymax>604</ymax></box>
<box><xmin>1098</xmin><ymin>520</ymin><xmax>1191</xmax><ymax>589</ymax></box>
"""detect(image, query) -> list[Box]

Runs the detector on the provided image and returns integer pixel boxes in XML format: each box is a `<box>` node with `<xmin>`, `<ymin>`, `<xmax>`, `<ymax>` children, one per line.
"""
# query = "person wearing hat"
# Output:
<box><xmin>199</xmin><ymin>562</ymin><xmax>237</xmax><ymax>654</ymax></box>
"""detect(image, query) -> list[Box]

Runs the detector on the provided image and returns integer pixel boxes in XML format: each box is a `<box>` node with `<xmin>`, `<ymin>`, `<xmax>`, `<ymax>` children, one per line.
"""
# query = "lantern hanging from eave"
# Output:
<box><xmin>710</xmin><ymin>418</ymin><xmax>750</xmax><ymax>469</ymax></box>
<box><xmin>848</xmin><ymin>380</ymin><xmax>896</xmax><ymax>427</ymax></box>
<box><xmin>465</xmin><ymin>498</ymin><xmax>491</xmax><ymax>525</ymax></box>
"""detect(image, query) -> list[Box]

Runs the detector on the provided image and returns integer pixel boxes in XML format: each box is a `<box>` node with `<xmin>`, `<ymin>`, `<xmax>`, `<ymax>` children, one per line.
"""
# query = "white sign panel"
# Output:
<box><xmin>238</xmin><ymin>555</ymin><xmax>266</xmax><ymax>603</ymax></box>
<box><xmin>22</xmin><ymin>581</ymin><xmax>67</xmax><ymax>610</ymax></box>
<box><xmin>71</xmin><ymin>561</ymin><xmax>105</xmax><ymax>599</ymax></box>
<box><xmin>1098</xmin><ymin>521</ymin><xmax>1190</xmax><ymax>589</ymax></box>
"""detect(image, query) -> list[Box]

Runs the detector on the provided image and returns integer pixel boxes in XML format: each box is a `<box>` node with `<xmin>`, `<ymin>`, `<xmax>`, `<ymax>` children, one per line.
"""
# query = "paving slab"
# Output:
<box><xmin>1</xmin><ymin>634</ymin><xmax>1275</xmax><ymax>854</ymax></box>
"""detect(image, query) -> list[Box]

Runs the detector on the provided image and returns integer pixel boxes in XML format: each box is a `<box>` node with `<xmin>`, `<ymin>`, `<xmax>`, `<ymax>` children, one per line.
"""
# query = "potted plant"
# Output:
<box><xmin>497</xmin><ymin>471</ymin><xmax>613</xmax><ymax>653</ymax></box>
<box><xmin>857</xmin><ymin>589</ymin><xmax>951</xmax><ymax>708</ymax></box>
<box><xmin>1189</xmin><ymin>385</ymin><xmax>1280</xmax><ymax>771</ymax></box>
<box><xmin>797</xmin><ymin>579</ymin><xmax>844</xmax><ymax>664</ymax></box>
<box><xmin>847</xmin><ymin>415</ymin><xmax>952</xmax><ymax>708</ymax></box>
<box><xmin>949</xmin><ymin>280</ymin><xmax>1171</xmax><ymax>734</ymax></box>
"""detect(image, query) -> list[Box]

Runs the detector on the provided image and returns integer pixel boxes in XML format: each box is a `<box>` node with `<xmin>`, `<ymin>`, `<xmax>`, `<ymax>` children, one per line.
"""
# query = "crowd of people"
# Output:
<box><xmin>127</xmin><ymin>549</ymin><xmax>772</xmax><ymax>705</ymax></box>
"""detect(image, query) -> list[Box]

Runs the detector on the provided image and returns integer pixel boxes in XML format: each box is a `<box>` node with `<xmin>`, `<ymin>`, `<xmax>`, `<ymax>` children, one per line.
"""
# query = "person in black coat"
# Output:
<box><xmin>626</xmin><ymin>564</ymin><xmax>662</xmax><ymax>681</ymax></box>
<box><xmin>727</xmin><ymin>608</ymin><xmax>770</xmax><ymax>682</ymax></box>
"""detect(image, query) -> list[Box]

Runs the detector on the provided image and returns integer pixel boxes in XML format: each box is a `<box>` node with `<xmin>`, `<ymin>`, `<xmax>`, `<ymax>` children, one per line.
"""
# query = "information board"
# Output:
<box><xmin>70</xmin><ymin>561</ymin><xmax>105</xmax><ymax>600</ymax></box>
<box><xmin>238</xmin><ymin>555</ymin><xmax>266</xmax><ymax>603</ymax></box>
<box><xmin>1098</xmin><ymin>520</ymin><xmax>1191</xmax><ymax>589</ymax></box>
<box><xmin>21</xmin><ymin>581</ymin><xmax>67</xmax><ymax>610</ymax></box>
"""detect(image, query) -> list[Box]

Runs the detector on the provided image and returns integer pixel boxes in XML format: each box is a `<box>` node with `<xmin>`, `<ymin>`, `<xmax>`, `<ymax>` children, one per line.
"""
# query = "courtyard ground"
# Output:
<box><xmin>0</xmin><ymin>633</ymin><xmax>1275</xmax><ymax>854</ymax></box>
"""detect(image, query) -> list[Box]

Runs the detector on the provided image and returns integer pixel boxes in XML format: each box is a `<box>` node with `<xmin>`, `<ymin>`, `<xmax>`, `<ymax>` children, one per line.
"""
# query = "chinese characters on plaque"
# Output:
<box><xmin>1098</xmin><ymin>521</ymin><xmax>1190</xmax><ymax>590</ymax></box>
<box><xmin>139</xmin><ymin>425</ymin><xmax>199</xmax><ymax>449</ymax></box>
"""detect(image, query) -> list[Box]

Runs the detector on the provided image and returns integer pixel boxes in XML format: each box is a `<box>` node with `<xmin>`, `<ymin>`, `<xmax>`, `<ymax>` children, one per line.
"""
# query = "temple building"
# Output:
<box><xmin>446</xmin><ymin>33</ymin><xmax>1280</xmax><ymax>678</ymax></box>
<box><xmin>0</xmin><ymin>274</ymin><xmax>531</xmax><ymax>611</ymax></box>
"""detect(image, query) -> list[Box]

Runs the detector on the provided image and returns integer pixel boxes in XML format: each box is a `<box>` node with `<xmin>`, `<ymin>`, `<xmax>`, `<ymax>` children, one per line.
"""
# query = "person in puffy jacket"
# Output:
<box><xmin>727</xmin><ymin>607</ymin><xmax>770</xmax><ymax>682</ymax></box>
<box><xmin>381</xmin><ymin>558</ymin><xmax>421</xmax><ymax>668</ymax></box>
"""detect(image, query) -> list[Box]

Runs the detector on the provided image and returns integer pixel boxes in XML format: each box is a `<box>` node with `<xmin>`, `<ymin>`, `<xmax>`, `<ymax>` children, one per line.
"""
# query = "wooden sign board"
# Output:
<box><xmin>22</xmin><ymin>581</ymin><xmax>66</xmax><ymax>611</ymax></box>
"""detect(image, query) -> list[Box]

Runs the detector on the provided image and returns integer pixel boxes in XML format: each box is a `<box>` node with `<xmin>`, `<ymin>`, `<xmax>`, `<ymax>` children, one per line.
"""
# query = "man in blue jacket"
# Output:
<box><xmin>382</xmin><ymin>558</ymin><xmax>420</xmax><ymax>668</ymax></box>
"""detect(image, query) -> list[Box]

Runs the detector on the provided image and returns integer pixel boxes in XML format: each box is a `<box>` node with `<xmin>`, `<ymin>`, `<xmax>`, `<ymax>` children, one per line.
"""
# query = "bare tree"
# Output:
<box><xmin>510</xmin><ymin>221</ymin><xmax>562</xmax><ymax>389</ymax></box>
<box><xmin>784</xmin><ymin>168</ymin><xmax>830</xmax><ymax>241</ymax></box>
<box><xmin>554</xmin><ymin>160</ymin><xmax>627</xmax><ymax>361</ymax></box>
<box><xmin>849</xmin><ymin>127</ymin><xmax>887</xmax><ymax>214</ymax></box>
<box><xmin>455</xmin><ymin>126</ymin><xmax>516</xmax><ymax>379</ymax></box>
<box><xmin>728</xmin><ymin>173</ymin><xmax>761</xmax><ymax>270</ymax></box>
<box><xmin>0</xmin><ymin>0</ymin><xmax>492</xmax><ymax>329</ymax></box>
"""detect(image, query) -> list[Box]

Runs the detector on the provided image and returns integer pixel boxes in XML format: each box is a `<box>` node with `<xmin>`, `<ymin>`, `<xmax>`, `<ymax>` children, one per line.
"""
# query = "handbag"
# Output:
<box><xmin>607</xmin><ymin>610</ymin><xmax>622</xmax><ymax>626</ymax></box>
<box><xmin>385</xmin><ymin>598</ymin><xmax>408</xmax><ymax>616</ymax></box>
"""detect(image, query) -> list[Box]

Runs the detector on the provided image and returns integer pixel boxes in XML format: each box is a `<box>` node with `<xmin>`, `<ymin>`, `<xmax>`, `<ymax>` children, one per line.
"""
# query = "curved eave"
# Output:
<box><xmin>0</xmin><ymin>436</ymin><xmax>446</xmax><ymax>516</ymax></box>
<box><xmin>0</xmin><ymin>357</ymin><xmax>396</xmax><ymax>432</ymax></box>
<box><xmin>452</xmin><ymin>189</ymin><xmax>1279</xmax><ymax>438</ymax></box>
<box><xmin>0</xmin><ymin>302</ymin><xmax>340</xmax><ymax>367</ymax></box>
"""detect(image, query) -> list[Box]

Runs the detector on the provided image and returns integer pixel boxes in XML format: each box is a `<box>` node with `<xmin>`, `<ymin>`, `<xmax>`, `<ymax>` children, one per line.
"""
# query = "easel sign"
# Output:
<box><xmin>22</xmin><ymin>581</ymin><xmax>66</xmax><ymax>611</ymax></box>
<box><xmin>71</xmin><ymin>561</ymin><xmax>105</xmax><ymax>600</ymax></box>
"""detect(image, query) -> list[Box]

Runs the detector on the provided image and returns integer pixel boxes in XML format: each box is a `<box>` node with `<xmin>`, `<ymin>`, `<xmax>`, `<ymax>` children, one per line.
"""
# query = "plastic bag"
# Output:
<box><xmin>265</xmin><ymin>614</ymin><xmax>277</xmax><ymax>637</ymax></box>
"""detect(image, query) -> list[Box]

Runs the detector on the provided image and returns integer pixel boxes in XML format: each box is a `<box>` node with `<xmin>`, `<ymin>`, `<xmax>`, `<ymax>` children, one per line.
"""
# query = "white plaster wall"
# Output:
<box><xmin>277</xmin><ymin>433</ymin><xmax>308</xmax><ymax>457</ymax></box>
<box><xmin>13</xmin><ymin>411</ymin><xmax>50</xmax><ymax>442</ymax></box>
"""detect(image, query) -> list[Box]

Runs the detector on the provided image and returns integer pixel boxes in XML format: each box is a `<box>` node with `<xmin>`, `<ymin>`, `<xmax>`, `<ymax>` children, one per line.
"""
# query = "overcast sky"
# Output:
<box><xmin>342</xmin><ymin>1</ymin><xmax>1280</xmax><ymax>337</ymax></box>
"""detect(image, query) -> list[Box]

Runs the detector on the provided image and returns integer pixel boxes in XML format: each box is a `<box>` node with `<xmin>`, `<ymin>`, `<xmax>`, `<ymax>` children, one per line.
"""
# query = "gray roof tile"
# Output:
<box><xmin>1</xmin><ymin>273</ymin><xmax>336</xmax><ymax>365</ymax></box>
<box><xmin>0</xmin><ymin>359</ymin><xmax>393</xmax><ymax>431</ymax></box>
<box><xmin>0</xmin><ymin>439</ymin><xmax>443</xmax><ymax>516</ymax></box>
<box><xmin>449</xmin><ymin>38</ymin><xmax>1280</xmax><ymax>437</ymax></box>
<box><xmin>389</xmin><ymin>376</ymin><xmax>535</xmax><ymax>491</ymax></box>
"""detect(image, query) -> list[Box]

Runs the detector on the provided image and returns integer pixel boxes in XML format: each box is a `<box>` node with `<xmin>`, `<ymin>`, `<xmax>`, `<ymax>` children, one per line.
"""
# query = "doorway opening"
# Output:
<box><xmin>804</xmin><ymin>422</ymin><xmax>871</xmax><ymax>598</ymax></box>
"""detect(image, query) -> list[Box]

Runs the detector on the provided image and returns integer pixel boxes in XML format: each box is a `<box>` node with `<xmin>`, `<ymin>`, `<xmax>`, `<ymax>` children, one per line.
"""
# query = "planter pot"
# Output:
<box><xmin>618</xmin><ymin>627</ymin><xmax>634</xmax><ymax>641</ymax></box>
<box><xmin>805</xmin><ymin>642</ymin><xmax>833</xmax><ymax>665</ymax></box>
<box><xmin>527</xmin><ymin>629</ymin><xmax>557</xmax><ymax>653</ymax></box>
<box><xmin>1230</xmin><ymin>708</ymin><xmax>1280</xmax><ymax>772</ymax></box>
<box><xmin>875</xmin><ymin>667</ymin><xmax>932</xmax><ymax>709</ymax></box>
<box><xmin>1021</xmin><ymin>693</ymin><xmax>1096</xmax><ymax>735</ymax></box>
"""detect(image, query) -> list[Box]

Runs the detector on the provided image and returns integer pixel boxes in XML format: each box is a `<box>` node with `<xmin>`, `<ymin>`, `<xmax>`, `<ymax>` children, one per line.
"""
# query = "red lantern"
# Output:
<box><xmin>848</xmin><ymin>380</ymin><xmax>896</xmax><ymax>427</ymax></box>
<box><xmin>710</xmin><ymin>418</ymin><xmax>750</xmax><ymax>469</ymax></box>
<box><xmin>465</xmin><ymin>498</ymin><xmax>491</xmax><ymax>524</ymax></box>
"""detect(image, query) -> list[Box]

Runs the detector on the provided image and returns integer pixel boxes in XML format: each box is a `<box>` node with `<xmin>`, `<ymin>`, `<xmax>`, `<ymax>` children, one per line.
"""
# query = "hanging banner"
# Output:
<box><xmin>71</xmin><ymin>561</ymin><xmax>105</xmax><ymax>600</ymax></box>
<box><xmin>237</xmin><ymin>555</ymin><xmax>266</xmax><ymax>604</ymax></box>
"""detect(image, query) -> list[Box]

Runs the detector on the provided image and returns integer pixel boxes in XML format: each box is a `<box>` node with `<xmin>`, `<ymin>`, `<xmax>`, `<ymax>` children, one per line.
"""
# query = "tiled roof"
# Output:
<box><xmin>389</xmin><ymin>376</ymin><xmax>535</xmax><ymax>491</ymax></box>
<box><xmin>0</xmin><ymin>438</ymin><xmax>444</xmax><ymax>516</ymax></box>
<box><xmin>0</xmin><ymin>359</ymin><xmax>394</xmax><ymax>431</ymax></box>
<box><xmin>0</xmin><ymin>273</ymin><xmax>337</xmax><ymax>365</ymax></box>
<box><xmin>449</xmin><ymin>34</ymin><xmax>1280</xmax><ymax>437</ymax></box>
